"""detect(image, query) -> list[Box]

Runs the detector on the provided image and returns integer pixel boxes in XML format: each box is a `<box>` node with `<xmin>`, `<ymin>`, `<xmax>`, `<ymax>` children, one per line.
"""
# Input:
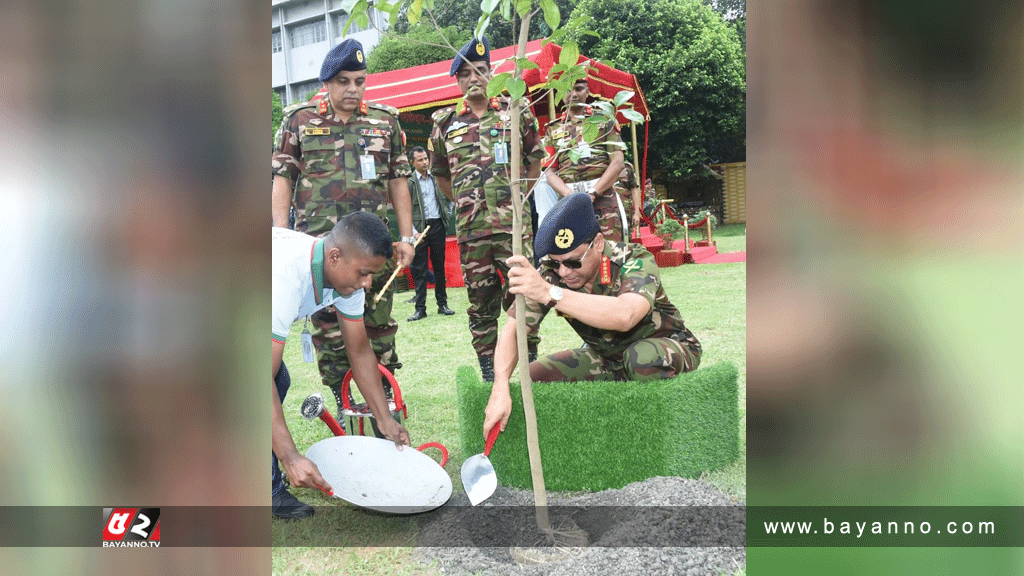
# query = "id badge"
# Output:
<box><xmin>300</xmin><ymin>320</ymin><xmax>315</xmax><ymax>363</ymax></box>
<box><xmin>493</xmin><ymin>142</ymin><xmax>508</xmax><ymax>164</ymax></box>
<box><xmin>359</xmin><ymin>154</ymin><xmax>377</xmax><ymax>180</ymax></box>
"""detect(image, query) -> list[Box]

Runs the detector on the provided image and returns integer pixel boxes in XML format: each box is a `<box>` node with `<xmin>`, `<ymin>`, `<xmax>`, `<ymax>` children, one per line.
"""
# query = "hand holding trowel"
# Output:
<box><xmin>461</xmin><ymin>423</ymin><xmax>501</xmax><ymax>506</ymax></box>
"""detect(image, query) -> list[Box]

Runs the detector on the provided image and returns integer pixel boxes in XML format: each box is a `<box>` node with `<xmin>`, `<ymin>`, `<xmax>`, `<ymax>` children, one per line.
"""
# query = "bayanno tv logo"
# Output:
<box><xmin>101</xmin><ymin>507</ymin><xmax>161</xmax><ymax>547</ymax></box>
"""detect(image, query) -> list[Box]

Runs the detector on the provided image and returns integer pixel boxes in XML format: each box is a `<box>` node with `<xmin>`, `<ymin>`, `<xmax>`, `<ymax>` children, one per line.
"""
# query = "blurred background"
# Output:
<box><xmin>748</xmin><ymin>0</ymin><xmax>1023</xmax><ymax>573</ymax></box>
<box><xmin>0</xmin><ymin>0</ymin><xmax>269</xmax><ymax>572</ymax></box>
<box><xmin>0</xmin><ymin>0</ymin><xmax>1020</xmax><ymax>574</ymax></box>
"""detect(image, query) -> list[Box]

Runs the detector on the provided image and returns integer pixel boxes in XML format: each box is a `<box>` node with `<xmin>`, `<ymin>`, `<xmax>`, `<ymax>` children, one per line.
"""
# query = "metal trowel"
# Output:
<box><xmin>460</xmin><ymin>424</ymin><xmax>501</xmax><ymax>506</ymax></box>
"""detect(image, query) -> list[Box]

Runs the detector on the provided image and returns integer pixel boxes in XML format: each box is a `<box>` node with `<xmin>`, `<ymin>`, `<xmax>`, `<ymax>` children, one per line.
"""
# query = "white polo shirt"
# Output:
<box><xmin>272</xmin><ymin>228</ymin><xmax>364</xmax><ymax>344</ymax></box>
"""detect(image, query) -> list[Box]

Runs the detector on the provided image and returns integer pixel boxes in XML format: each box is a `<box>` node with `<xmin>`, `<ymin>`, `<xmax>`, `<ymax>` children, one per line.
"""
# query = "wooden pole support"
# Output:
<box><xmin>683</xmin><ymin>214</ymin><xmax>690</xmax><ymax>254</ymax></box>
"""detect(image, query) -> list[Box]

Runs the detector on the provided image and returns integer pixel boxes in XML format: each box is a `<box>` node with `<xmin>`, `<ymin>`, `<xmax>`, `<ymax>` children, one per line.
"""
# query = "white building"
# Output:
<box><xmin>272</xmin><ymin>0</ymin><xmax>387</xmax><ymax>106</ymax></box>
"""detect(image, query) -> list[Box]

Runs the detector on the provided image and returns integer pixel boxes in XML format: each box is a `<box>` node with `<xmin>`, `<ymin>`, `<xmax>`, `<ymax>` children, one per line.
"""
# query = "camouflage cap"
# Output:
<box><xmin>319</xmin><ymin>39</ymin><xmax>366</xmax><ymax>82</ymax></box>
<box><xmin>535</xmin><ymin>194</ymin><xmax>600</xmax><ymax>260</ymax></box>
<box><xmin>450</xmin><ymin>36</ymin><xmax>490</xmax><ymax>76</ymax></box>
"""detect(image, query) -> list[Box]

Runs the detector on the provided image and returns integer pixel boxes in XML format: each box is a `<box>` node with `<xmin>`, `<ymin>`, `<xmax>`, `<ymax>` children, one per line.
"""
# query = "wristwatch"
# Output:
<box><xmin>547</xmin><ymin>285</ymin><xmax>564</xmax><ymax>308</ymax></box>
<box><xmin>399</xmin><ymin>235</ymin><xmax>416</xmax><ymax>245</ymax></box>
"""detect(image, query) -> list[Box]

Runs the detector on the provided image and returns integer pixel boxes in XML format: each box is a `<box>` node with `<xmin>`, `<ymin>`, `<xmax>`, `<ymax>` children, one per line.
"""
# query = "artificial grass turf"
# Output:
<box><xmin>457</xmin><ymin>361</ymin><xmax>739</xmax><ymax>492</ymax></box>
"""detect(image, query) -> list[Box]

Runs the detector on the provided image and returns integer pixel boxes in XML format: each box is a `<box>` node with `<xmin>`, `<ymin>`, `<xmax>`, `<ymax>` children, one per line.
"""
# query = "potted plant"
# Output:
<box><xmin>654</xmin><ymin>219</ymin><xmax>686</xmax><ymax>267</ymax></box>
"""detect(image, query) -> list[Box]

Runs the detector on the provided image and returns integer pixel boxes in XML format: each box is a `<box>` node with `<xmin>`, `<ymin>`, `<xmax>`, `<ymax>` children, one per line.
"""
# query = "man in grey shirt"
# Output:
<box><xmin>407</xmin><ymin>146</ymin><xmax>456</xmax><ymax>321</ymax></box>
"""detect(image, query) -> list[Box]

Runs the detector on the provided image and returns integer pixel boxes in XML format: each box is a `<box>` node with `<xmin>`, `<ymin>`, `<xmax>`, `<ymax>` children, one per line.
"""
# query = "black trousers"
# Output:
<box><xmin>411</xmin><ymin>218</ymin><xmax>448</xmax><ymax>312</ymax></box>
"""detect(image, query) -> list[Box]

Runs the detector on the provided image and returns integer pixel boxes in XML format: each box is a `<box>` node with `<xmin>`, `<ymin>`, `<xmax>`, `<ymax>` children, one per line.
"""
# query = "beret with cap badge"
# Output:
<box><xmin>534</xmin><ymin>193</ymin><xmax>600</xmax><ymax>260</ymax></box>
<box><xmin>319</xmin><ymin>38</ymin><xmax>366</xmax><ymax>82</ymax></box>
<box><xmin>450</xmin><ymin>36</ymin><xmax>490</xmax><ymax>76</ymax></box>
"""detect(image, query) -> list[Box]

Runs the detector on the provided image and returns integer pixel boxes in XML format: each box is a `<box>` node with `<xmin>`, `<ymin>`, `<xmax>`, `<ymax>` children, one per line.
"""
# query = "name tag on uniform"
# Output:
<box><xmin>306</xmin><ymin>127</ymin><xmax>331</xmax><ymax>136</ymax></box>
<box><xmin>494</xmin><ymin>142</ymin><xmax>508</xmax><ymax>164</ymax></box>
<box><xmin>360</xmin><ymin>155</ymin><xmax>377</xmax><ymax>180</ymax></box>
<box><xmin>447</xmin><ymin>126</ymin><xmax>469</xmax><ymax>139</ymax></box>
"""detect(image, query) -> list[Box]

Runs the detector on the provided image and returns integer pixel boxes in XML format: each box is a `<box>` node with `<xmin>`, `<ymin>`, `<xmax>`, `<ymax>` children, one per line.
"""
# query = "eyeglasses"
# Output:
<box><xmin>542</xmin><ymin>237</ymin><xmax>595</xmax><ymax>271</ymax></box>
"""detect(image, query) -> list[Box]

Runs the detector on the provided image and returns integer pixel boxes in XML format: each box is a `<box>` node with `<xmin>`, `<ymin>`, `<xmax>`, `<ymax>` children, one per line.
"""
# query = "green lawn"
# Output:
<box><xmin>273</xmin><ymin>230</ymin><xmax>745</xmax><ymax>574</ymax></box>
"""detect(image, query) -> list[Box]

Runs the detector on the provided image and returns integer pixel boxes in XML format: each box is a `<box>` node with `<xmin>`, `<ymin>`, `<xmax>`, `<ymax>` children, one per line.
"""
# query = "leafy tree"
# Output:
<box><xmin>385</xmin><ymin>0</ymin><xmax>576</xmax><ymax>48</ymax></box>
<box><xmin>566</xmin><ymin>0</ymin><xmax>745</xmax><ymax>180</ymax></box>
<box><xmin>703</xmin><ymin>0</ymin><xmax>744</xmax><ymax>20</ymax></box>
<box><xmin>272</xmin><ymin>90</ymin><xmax>284</xmax><ymax>135</ymax></box>
<box><xmin>367</xmin><ymin>25</ymin><xmax>473</xmax><ymax>73</ymax></box>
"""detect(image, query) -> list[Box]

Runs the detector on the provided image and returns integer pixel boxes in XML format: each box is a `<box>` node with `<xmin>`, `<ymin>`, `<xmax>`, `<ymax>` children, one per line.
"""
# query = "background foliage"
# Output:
<box><xmin>367</xmin><ymin>24</ymin><xmax>474</xmax><ymax>73</ymax></box>
<box><xmin>565</xmin><ymin>0</ymin><xmax>745</xmax><ymax>180</ymax></box>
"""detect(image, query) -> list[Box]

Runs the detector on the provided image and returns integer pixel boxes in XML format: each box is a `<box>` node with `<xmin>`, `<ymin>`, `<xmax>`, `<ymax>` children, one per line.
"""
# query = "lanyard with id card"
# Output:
<box><xmin>493</xmin><ymin>142</ymin><xmax>508</xmax><ymax>164</ymax></box>
<box><xmin>300</xmin><ymin>317</ymin><xmax>315</xmax><ymax>363</ymax></box>
<box><xmin>359</xmin><ymin>154</ymin><xmax>377</xmax><ymax>180</ymax></box>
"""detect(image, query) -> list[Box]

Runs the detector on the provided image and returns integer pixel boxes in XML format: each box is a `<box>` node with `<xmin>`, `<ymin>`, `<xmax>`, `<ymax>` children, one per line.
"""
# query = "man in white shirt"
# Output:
<box><xmin>272</xmin><ymin>212</ymin><xmax>410</xmax><ymax>519</ymax></box>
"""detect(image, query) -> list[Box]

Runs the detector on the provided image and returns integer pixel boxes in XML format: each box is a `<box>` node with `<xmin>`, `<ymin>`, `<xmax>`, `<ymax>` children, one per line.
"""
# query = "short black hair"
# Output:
<box><xmin>329</xmin><ymin>212</ymin><xmax>393</xmax><ymax>259</ymax></box>
<box><xmin>410</xmin><ymin>146</ymin><xmax>427</xmax><ymax>158</ymax></box>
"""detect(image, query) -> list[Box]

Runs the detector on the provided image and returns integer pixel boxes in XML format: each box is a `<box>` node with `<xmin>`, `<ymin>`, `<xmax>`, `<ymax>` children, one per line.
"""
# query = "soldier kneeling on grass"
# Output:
<box><xmin>482</xmin><ymin>194</ymin><xmax>701</xmax><ymax>435</ymax></box>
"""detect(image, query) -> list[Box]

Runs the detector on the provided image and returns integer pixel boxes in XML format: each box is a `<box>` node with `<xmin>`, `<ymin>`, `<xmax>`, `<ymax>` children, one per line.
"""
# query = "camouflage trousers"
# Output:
<box><xmin>529</xmin><ymin>335</ymin><xmax>701</xmax><ymax>382</ymax></box>
<box><xmin>310</xmin><ymin>256</ymin><xmax>400</xmax><ymax>388</ymax></box>
<box><xmin>460</xmin><ymin>232</ymin><xmax>539</xmax><ymax>359</ymax></box>
<box><xmin>594</xmin><ymin>187</ymin><xmax>625</xmax><ymax>243</ymax></box>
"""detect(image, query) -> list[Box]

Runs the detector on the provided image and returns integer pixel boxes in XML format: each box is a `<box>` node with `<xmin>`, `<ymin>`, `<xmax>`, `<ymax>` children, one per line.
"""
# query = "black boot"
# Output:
<box><xmin>329</xmin><ymin>384</ymin><xmax>346</xmax><ymax>422</ymax></box>
<box><xmin>528</xmin><ymin>351</ymin><xmax>537</xmax><ymax>363</ymax></box>
<box><xmin>478</xmin><ymin>356</ymin><xmax>494</xmax><ymax>383</ymax></box>
<box><xmin>381</xmin><ymin>374</ymin><xmax>394</xmax><ymax>401</ymax></box>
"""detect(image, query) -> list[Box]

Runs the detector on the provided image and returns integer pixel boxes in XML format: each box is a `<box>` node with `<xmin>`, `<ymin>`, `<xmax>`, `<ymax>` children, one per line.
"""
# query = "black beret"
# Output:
<box><xmin>319</xmin><ymin>39</ymin><xmax>366</xmax><ymax>82</ymax></box>
<box><xmin>535</xmin><ymin>194</ymin><xmax>600</xmax><ymax>260</ymax></box>
<box><xmin>450</xmin><ymin>36</ymin><xmax>490</xmax><ymax>76</ymax></box>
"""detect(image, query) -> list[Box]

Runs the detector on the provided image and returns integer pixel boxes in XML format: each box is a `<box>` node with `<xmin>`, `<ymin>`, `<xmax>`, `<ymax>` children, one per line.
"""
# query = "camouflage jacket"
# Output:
<box><xmin>273</xmin><ymin>97</ymin><xmax>411</xmax><ymax>238</ymax></box>
<box><xmin>543</xmin><ymin>106</ymin><xmax>626</xmax><ymax>216</ymax></box>
<box><xmin>523</xmin><ymin>241</ymin><xmax>695</xmax><ymax>360</ymax></box>
<box><xmin>620</xmin><ymin>161</ymin><xmax>639</xmax><ymax>192</ymax></box>
<box><xmin>618</xmin><ymin>161</ymin><xmax>640</xmax><ymax>208</ymax></box>
<box><xmin>429</xmin><ymin>96</ymin><xmax>542</xmax><ymax>243</ymax></box>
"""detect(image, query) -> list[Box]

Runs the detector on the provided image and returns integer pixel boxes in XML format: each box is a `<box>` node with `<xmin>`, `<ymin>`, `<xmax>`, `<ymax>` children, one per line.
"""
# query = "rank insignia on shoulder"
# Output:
<box><xmin>318</xmin><ymin>99</ymin><xmax>328</xmax><ymax>115</ymax></box>
<box><xmin>621</xmin><ymin>259</ymin><xmax>642</xmax><ymax>274</ymax></box>
<box><xmin>402</xmin><ymin>130</ymin><xmax>407</xmax><ymax>146</ymax></box>
<box><xmin>427</xmin><ymin>139</ymin><xmax>434</xmax><ymax>152</ymax></box>
<box><xmin>600</xmin><ymin>255</ymin><xmax>612</xmax><ymax>285</ymax></box>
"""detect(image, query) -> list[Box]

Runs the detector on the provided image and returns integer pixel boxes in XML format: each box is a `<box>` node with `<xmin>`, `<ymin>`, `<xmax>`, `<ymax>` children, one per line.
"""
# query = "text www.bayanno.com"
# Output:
<box><xmin>763</xmin><ymin>518</ymin><xmax>995</xmax><ymax>538</ymax></box>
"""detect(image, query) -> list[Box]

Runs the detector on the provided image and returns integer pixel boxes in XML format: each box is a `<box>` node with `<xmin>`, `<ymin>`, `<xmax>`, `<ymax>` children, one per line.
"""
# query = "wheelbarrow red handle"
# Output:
<box><xmin>320</xmin><ymin>412</ymin><xmax>345</xmax><ymax>437</ymax></box>
<box><xmin>484</xmin><ymin>424</ymin><xmax>500</xmax><ymax>457</ymax></box>
<box><xmin>416</xmin><ymin>442</ymin><xmax>449</xmax><ymax>468</ymax></box>
<box><xmin>341</xmin><ymin>364</ymin><xmax>405</xmax><ymax>417</ymax></box>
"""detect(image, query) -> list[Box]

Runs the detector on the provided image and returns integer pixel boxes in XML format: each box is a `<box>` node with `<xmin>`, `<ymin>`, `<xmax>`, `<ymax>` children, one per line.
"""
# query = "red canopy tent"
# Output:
<box><xmin>312</xmin><ymin>39</ymin><xmax>651</xmax><ymax>183</ymax></box>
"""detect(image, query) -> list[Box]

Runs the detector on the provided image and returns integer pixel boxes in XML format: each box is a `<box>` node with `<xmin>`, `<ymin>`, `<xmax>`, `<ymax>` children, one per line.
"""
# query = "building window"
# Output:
<box><xmin>333</xmin><ymin>12</ymin><xmax>357</xmax><ymax>35</ymax></box>
<box><xmin>289</xmin><ymin>19</ymin><xmax>327</xmax><ymax>48</ymax></box>
<box><xmin>293</xmin><ymin>80</ymin><xmax>322</xmax><ymax>103</ymax></box>
<box><xmin>333</xmin><ymin>8</ymin><xmax>378</xmax><ymax>36</ymax></box>
<box><xmin>272</xmin><ymin>30</ymin><xmax>282</xmax><ymax>53</ymax></box>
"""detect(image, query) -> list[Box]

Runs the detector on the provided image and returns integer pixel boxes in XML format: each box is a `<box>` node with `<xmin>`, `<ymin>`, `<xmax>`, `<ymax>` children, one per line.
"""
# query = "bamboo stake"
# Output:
<box><xmin>508</xmin><ymin>10</ymin><xmax>551</xmax><ymax>536</ymax></box>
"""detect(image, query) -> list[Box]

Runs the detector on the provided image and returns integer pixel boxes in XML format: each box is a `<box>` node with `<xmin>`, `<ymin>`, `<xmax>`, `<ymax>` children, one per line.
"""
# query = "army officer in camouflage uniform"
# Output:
<box><xmin>429</xmin><ymin>36</ymin><xmax>542</xmax><ymax>382</ymax></box>
<box><xmin>482</xmin><ymin>194</ymin><xmax>701</xmax><ymax>434</ymax></box>
<box><xmin>272</xmin><ymin>38</ymin><xmax>415</xmax><ymax>414</ymax></box>
<box><xmin>543</xmin><ymin>78</ymin><xmax>627</xmax><ymax>242</ymax></box>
